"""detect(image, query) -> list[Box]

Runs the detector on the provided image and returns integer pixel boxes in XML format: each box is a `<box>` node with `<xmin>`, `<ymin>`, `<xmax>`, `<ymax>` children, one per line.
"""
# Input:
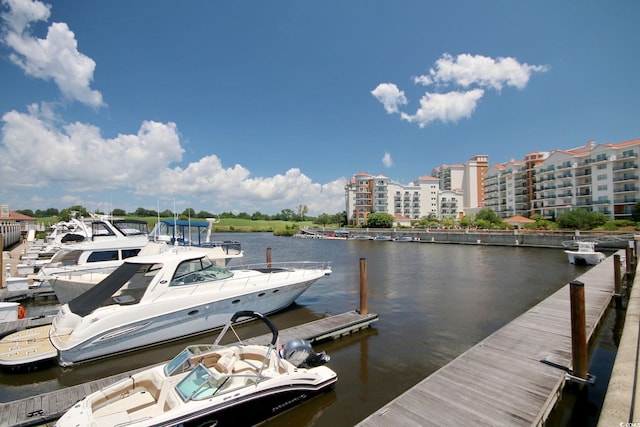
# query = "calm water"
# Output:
<box><xmin>1</xmin><ymin>233</ymin><xmax>613</xmax><ymax>426</ymax></box>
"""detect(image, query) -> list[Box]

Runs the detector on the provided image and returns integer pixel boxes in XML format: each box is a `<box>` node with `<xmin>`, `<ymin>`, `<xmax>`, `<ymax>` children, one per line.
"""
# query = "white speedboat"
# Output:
<box><xmin>49</xmin><ymin>250</ymin><xmax>331</xmax><ymax>366</ymax></box>
<box><xmin>54</xmin><ymin>310</ymin><xmax>337</xmax><ymax>427</ymax></box>
<box><xmin>564</xmin><ymin>241</ymin><xmax>606</xmax><ymax>265</ymax></box>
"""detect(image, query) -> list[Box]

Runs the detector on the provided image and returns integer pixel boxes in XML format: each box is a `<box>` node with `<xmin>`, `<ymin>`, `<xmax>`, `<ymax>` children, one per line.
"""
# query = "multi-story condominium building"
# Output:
<box><xmin>484</xmin><ymin>152</ymin><xmax>549</xmax><ymax>218</ymax></box>
<box><xmin>532</xmin><ymin>139</ymin><xmax>640</xmax><ymax>220</ymax></box>
<box><xmin>486</xmin><ymin>138</ymin><xmax>640</xmax><ymax>220</ymax></box>
<box><xmin>462</xmin><ymin>155</ymin><xmax>489</xmax><ymax>212</ymax></box>
<box><xmin>439</xmin><ymin>189</ymin><xmax>465</xmax><ymax>219</ymax></box>
<box><xmin>432</xmin><ymin>155</ymin><xmax>488</xmax><ymax>213</ymax></box>
<box><xmin>344</xmin><ymin>172</ymin><xmax>439</xmax><ymax>225</ymax></box>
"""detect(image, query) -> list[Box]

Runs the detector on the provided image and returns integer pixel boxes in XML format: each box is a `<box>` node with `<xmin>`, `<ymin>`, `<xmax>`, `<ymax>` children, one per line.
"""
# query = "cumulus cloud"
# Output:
<box><xmin>382</xmin><ymin>151</ymin><xmax>393</xmax><ymax>168</ymax></box>
<box><xmin>371</xmin><ymin>83</ymin><xmax>408</xmax><ymax>114</ymax></box>
<box><xmin>0</xmin><ymin>104</ymin><xmax>183</xmax><ymax>189</ymax></box>
<box><xmin>1</xmin><ymin>0</ymin><xmax>104</xmax><ymax>107</ymax></box>
<box><xmin>0</xmin><ymin>106</ymin><xmax>346</xmax><ymax>214</ymax></box>
<box><xmin>414</xmin><ymin>53</ymin><xmax>549</xmax><ymax>91</ymax></box>
<box><xmin>372</xmin><ymin>52</ymin><xmax>548</xmax><ymax>127</ymax></box>
<box><xmin>401</xmin><ymin>89</ymin><xmax>485</xmax><ymax>128</ymax></box>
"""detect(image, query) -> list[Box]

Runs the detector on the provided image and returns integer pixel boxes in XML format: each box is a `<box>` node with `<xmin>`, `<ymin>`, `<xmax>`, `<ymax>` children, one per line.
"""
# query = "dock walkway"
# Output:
<box><xmin>358</xmin><ymin>251</ymin><xmax>621</xmax><ymax>426</ymax></box>
<box><xmin>0</xmin><ymin>310</ymin><xmax>378</xmax><ymax>427</ymax></box>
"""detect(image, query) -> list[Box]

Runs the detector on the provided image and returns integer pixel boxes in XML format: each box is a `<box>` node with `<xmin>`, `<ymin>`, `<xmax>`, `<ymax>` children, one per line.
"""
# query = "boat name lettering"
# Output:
<box><xmin>272</xmin><ymin>393</ymin><xmax>307</xmax><ymax>412</ymax></box>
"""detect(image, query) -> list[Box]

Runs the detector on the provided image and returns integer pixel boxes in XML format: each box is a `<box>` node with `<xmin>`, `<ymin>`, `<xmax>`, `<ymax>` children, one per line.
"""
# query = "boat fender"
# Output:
<box><xmin>17</xmin><ymin>305</ymin><xmax>26</xmax><ymax>319</ymax></box>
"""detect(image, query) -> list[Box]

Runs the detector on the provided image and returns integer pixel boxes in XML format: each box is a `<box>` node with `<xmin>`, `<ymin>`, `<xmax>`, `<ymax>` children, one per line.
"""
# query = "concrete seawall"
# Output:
<box><xmin>304</xmin><ymin>228</ymin><xmax>635</xmax><ymax>250</ymax></box>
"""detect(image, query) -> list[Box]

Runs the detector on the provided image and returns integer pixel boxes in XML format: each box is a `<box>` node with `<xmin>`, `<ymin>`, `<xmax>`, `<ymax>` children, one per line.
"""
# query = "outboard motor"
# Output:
<box><xmin>281</xmin><ymin>338</ymin><xmax>330</xmax><ymax>368</ymax></box>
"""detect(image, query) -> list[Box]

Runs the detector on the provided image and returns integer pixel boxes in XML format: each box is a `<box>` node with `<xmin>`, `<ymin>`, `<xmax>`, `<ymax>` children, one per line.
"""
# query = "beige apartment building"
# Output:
<box><xmin>486</xmin><ymin>138</ymin><xmax>640</xmax><ymax>220</ymax></box>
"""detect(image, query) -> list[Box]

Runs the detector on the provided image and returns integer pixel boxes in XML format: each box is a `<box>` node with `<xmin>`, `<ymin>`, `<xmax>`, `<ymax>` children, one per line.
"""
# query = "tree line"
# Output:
<box><xmin>15</xmin><ymin>205</ymin><xmax>348</xmax><ymax>226</ymax></box>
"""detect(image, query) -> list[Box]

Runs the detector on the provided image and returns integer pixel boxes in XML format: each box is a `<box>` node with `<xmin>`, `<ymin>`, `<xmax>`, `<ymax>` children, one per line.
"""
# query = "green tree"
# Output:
<box><xmin>632</xmin><ymin>202</ymin><xmax>640</xmax><ymax>222</ymax></box>
<box><xmin>556</xmin><ymin>209</ymin><xmax>608</xmax><ymax>229</ymax></box>
<box><xmin>16</xmin><ymin>209</ymin><xmax>34</xmax><ymax>217</ymax></box>
<box><xmin>196</xmin><ymin>210</ymin><xmax>214</xmax><ymax>218</ymax></box>
<box><xmin>475</xmin><ymin>208</ymin><xmax>503</xmax><ymax>226</ymax></box>
<box><xmin>366</xmin><ymin>212</ymin><xmax>394</xmax><ymax>228</ymax></box>
<box><xmin>316</xmin><ymin>213</ymin><xmax>331</xmax><ymax>225</ymax></box>
<box><xmin>181</xmin><ymin>208</ymin><xmax>197</xmax><ymax>218</ymax></box>
<box><xmin>111</xmin><ymin>208</ymin><xmax>127</xmax><ymax>216</ymax></box>
<box><xmin>297</xmin><ymin>204</ymin><xmax>309</xmax><ymax>221</ymax></box>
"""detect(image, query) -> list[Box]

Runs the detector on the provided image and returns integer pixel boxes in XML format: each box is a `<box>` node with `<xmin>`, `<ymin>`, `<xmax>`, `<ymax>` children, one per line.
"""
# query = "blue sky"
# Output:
<box><xmin>1</xmin><ymin>0</ymin><xmax>638</xmax><ymax>216</ymax></box>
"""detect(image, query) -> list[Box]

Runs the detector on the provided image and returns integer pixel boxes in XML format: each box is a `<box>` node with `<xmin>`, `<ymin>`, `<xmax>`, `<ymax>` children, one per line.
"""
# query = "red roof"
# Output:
<box><xmin>1</xmin><ymin>211</ymin><xmax>36</xmax><ymax>221</ymax></box>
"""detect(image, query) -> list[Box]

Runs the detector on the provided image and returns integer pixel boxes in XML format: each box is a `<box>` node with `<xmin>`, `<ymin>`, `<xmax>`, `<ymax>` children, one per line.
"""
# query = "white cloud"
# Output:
<box><xmin>414</xmin><ymin>53</ymin><xmax>549</xmax><ymax>91</ymax></box>
<box><xmin>1</xmin><ymin>0</ymin><xmax>104</xmax><ymax>107</ymax></box>
<box><xmin>0</xmin><ymin>106</ymin><xmax>346</xmax><ymax>215</ymax></box>
<box><xmin>0</xmin><ymin>104</ymin><xmax>183</xmax><ymax>189</ymax></box>
<box><xmin>382</xmin><ymin>151</ymin><xmax>393</xmax><ymax>168</ymax></box>
<box><xmin>370</xmin><ymin>83</ymin><xmax>408</xmax><ymax>114</ymax></box>
<box><xmin>373</xmin><ymin>53</ymin><xmax>548</xmax><ymax>127</ymax></box>
<box><xmin>401</xmin><ymin>89</ymin><xmax>484</xmax><ymax>128</ymax></box>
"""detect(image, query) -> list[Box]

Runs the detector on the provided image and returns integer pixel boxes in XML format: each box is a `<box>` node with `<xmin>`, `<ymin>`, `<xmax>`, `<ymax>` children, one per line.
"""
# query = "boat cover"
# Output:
<box><xmin>68</xmin><ymin>262</ymin><xmax>145</xmax><ymax>317</ymax></box>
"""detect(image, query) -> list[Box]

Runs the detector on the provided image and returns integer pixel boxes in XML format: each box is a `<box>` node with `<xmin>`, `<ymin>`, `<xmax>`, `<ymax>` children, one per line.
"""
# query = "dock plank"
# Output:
<box><xmin>0</xmin><ymin>310</ymin><xmax>377</xmax><ymax>426</ymax></box>
<box><xmin>358</xmin><ymin>252</ymin><xmax>620</xmax><ymax>426</ymax></box>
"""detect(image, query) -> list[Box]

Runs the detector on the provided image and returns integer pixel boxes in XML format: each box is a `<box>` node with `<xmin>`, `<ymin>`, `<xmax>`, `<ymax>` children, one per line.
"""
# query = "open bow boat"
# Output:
<box><xmin>54</xmin><ymin>311</ymin><xmax>337</xmax><ymax>427</ymax></box>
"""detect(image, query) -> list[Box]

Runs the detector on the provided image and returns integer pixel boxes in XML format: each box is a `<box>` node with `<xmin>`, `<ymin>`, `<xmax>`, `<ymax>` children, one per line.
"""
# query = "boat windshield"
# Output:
<box><xmin>164</xmin><ymin>345</ymin><xmax>218</xmax><ymax>376</ymax></box>
<box><xmin>175</xmin><ymin>364</ymin><xmax>225</xmax><ymax>401</ymax></box>
<box><xmin>170</xmin><ymin>257</ymin><xmax>234</xmax><ymax>286</ymax></box>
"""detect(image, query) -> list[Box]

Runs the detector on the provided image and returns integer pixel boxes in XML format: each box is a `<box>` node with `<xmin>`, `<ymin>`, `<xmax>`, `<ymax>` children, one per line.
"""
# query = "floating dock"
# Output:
<box><xmin>0</xmin><ymin>310</ymin><xmax>378</xmax><ymax>427</ymax></box>
<box><xmin>357</xmin><ymin>252</ymin><xmax>623</xmax><ymax>426</ymax></box>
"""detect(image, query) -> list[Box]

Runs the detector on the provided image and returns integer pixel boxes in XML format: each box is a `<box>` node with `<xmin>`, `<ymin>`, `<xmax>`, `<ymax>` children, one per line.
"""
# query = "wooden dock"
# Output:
<box><xmin>357</xmin><ymin>252</ymin><xmax>621</xmax><ymax>426</ymax></box>
<box><xmin>0</xmin><ymin>310</ymin><xmax>378</xmax><ymax>427</ymax></box>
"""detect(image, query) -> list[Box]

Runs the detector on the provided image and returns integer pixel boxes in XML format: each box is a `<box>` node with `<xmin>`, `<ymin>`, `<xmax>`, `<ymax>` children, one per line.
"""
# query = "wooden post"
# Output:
<box><xmin>266</xmin><ymin>247</ymin><xmax>272</xmax><ymax>268</ymax></box>
<box><xmin>570</xmin><ymin>280</ymin><xmax>588</xmax><ymax>383</ymax></box>
<box><xmin>626</xmin><ymin>243</ymin><xmax>633</xmax><ymax>278</ymax></box>
<box><xmin>614</xmin><ymin>254</ymin><xmax>622</xmax><ymax>309</ymax></box>
<box><xmin>359</xmin><ymin>258</ymin><xmax>368</xmax><ymax>315</ymax></box>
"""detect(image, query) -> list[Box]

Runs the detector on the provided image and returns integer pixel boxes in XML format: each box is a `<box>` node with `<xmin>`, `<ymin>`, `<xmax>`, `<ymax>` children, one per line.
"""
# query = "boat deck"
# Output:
<box><xmin>357</xmin><ymin>251</ymin><xmax>621</xmax><ymax>426</ymax></box>
<box><xmin>0</xmin><ymin>310</ymin><xmax>378</xmax><ymax>427</ymax></box>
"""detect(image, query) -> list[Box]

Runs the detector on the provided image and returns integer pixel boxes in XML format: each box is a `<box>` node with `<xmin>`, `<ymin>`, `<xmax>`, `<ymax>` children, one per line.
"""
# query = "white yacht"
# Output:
<box><xmin>564</xmin><ymin>241</ymin><xmax>606</xmax><ymax>265</ymax></box>
<box><xmin>48</xmin><ymin>249</ymin><xmax>331</xmax><ymax>366</ymax></box>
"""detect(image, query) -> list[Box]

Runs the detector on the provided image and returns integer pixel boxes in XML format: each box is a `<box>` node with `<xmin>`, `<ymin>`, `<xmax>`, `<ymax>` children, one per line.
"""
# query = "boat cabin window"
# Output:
<box><xmin>122</xmin><ymin>248</ymin><xmax>142</xmax><ymax>259</ymax></box>
<box><xmin>87</xmin><ymin>250</ymin><xmax>119</xmax><ymax>263</ymax></box>
<box><xmin>91</xmin><ymin>222</ymin><xmax>116</xmax><ymax>237</ymax></box>
<box><xmin>170</xmin><ymin>257</ymin><xmax>234</xmax><ymax>286</ymax></box>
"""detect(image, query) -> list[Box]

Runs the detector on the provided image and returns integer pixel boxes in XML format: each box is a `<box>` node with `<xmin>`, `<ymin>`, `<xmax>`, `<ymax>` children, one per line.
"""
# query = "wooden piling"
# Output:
<box><xmin>359</xmin><ymin>257</ymin><xmax>368</xmax><ymax>315</ymax></box>
<box><xmin>569</xmin><ymin>280</ymin><xmax>588</xmax><ymax>383</ymax></box>
<box><xmin>626</xmin><ymin>243</ymin><xmax>633</xmax><ymax>278</ymax></box>
<box><xmin>614</xmin><ymin>254</ymin><xmax>623</xmax><ymax>309</ymax></box>
<box><xmin>266</xmin><ymin>247</ymin><xmax>272</xmax><ymax>268</ymax></box>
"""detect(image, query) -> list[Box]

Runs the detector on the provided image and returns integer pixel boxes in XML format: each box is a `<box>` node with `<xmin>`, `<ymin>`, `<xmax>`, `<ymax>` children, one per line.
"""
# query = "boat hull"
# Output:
<box><xmin>163</xmin><ymin>379</ymin><xmax>336</xmax><ymax>427</ymax></box>
<box><xmin>51</xmin><ymin>278</ymin><xmax>320</xmax><ymax>366</ymax></box>
<box><xmin>565</xmin><ymin>250</ymin><xmax>606</xmax><ymax>265</ymax></box>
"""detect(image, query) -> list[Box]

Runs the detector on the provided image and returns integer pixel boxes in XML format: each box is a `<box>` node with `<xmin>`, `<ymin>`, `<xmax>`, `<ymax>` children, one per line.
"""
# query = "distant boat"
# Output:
<box><xmin>373</xmin><ymin>235</ymin><xmax>392</xmax><ymax>241</ymax></box>
<box><xmin>564</xmin><ymin>241</ymin><xmax>606</xmax><ymax>265</ymax></box>
<box><xmin>351</xmin><ymin>235</ymin><xmax>374</xmax><ymax>240</ymax></box>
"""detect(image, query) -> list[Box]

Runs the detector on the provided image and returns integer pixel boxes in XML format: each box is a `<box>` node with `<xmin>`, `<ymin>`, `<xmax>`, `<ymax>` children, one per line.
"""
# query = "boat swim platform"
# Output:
<box><xmin>357</xmin><ymin>251</ymin><xmax>624</xmax><ymax>427</ymax></box>
<box><xmin>0</xmin><ymin>310</ymin><xmax>378</xmax><ymax>427</ymax></box>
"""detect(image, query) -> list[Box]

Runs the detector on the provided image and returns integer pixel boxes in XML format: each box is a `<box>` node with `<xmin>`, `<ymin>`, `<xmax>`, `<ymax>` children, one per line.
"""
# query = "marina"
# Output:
<box><xmin>0</xmin><ymin>236</ymin><xmax>636</xmax><ymax>425</ymax></box>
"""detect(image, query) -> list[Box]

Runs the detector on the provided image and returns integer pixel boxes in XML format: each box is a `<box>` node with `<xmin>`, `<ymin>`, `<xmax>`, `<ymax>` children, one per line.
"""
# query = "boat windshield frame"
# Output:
<box><xmin>170</xmin><ymin>258</ymin><xmax>234</xmax><ymax>286</ymax></box>
<box><xmin>175</xmin><ymin>364</ymin><xmax>227</xmax><ymax>402</ymax></box>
